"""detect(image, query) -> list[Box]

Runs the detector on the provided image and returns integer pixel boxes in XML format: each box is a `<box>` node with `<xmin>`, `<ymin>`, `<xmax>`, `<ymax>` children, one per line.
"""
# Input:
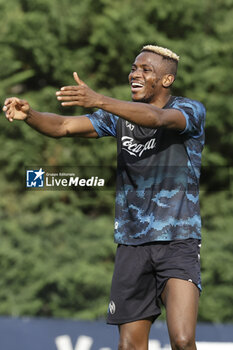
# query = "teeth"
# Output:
<box><xmin>132</xmin><ymin>82</ymin><xmax>144</xmax><ymax>88</ymax></box>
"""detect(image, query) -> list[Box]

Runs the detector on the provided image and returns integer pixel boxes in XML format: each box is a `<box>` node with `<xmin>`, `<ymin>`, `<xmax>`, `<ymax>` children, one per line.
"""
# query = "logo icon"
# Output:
<box><xmin>108</xmin><ymin>300</ymin><xmax>116</xmax><ymax>315</ymax></box>
<box><xmin>126</xmin><ymin>121</ymin><xmax>135</xmax><ymax>131</ymax></box>
<box><xmin>26</xmin><ymin>168</ymin><xmax>45</xmax><ymax>188</ymax></box>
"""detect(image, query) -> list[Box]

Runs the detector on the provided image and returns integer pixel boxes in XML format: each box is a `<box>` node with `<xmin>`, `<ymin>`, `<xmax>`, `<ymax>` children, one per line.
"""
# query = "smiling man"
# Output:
<box><xmin>3</xmin><ymin>45</ymin><xmax>206</xmax><ymax>350</ymax></box>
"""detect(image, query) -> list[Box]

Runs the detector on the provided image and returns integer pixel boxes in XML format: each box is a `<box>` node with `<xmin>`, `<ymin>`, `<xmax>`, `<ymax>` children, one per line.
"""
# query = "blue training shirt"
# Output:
<box><xmin>87</xmin><ymin>96</ymin><xmax>206</xmax><ymax>245</ymax></box>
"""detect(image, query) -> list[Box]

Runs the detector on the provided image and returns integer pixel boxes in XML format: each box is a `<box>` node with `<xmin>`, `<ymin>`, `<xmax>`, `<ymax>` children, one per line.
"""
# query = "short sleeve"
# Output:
<box><xmin>86</xmin><ymin>109</ymin><xmax>119</xmax><ymax>138</ymax></box>
<box><xmin>172</xmin><ymin>98</ymin><xmax>206</xmax><ymax>138</ymax></box>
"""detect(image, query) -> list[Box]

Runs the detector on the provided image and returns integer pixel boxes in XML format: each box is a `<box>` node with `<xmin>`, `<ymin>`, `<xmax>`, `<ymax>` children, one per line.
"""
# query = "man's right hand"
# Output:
<box><xmin>2</xmin><ymin>97</ymin><xmax>30</xmax><ymax>122</ymax></box>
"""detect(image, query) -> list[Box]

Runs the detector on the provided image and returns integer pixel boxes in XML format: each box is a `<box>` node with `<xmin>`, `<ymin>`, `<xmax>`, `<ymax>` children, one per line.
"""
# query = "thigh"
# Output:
<box><xmin>107</xmin><ymin>244</ymin><xmax>160</xmax><ymax>325</ymax></box>
<box><xmin>118</xmin><ymin>318</ymin><xmax>153</xmax><ymax>350</ymax></box>
<box><xmin>154</xmin><ymin>239</ymin><xmax>202</xmax><ymax>300</ymax></box>
<box><xmin>161</xmin><ymin>278</ymin><xmax>199</xmax><ymax>345</ymax></box>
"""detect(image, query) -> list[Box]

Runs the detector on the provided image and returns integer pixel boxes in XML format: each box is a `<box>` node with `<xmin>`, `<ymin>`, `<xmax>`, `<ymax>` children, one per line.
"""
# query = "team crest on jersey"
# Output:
<box><xmin>108</xmin><ymin>300</ymin><xmax>116</xmax><ymax>314</ymax></box>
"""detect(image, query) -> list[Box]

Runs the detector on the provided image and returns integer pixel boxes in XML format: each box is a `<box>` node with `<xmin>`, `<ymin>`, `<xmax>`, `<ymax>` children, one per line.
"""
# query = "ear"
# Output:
<box><xmin>162</xmin><ymin>74</ymin><xmax>175</xmax><ymax>88</ymax></box>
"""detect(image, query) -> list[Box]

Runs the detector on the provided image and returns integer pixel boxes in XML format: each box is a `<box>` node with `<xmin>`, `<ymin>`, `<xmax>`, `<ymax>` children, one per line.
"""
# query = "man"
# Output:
<box><xmin>3</xmin><ymin>45</ymin><xmax>206</xmax><ymax>350</ymax></box>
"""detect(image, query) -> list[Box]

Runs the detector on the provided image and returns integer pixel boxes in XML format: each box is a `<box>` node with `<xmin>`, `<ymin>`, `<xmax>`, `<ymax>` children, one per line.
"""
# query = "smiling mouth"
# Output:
<box><xmin>131</xmin><ymin>82</ymin><xmax>144</xmax><ymax>92</ymax></box>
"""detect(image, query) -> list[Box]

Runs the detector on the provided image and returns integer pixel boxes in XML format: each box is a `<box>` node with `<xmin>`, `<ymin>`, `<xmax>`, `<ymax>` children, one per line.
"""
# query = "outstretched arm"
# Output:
<box><xmin>56</xmin><ymin>72</ymin><xmax>186</xmax><ymax>130</ymax></box>
<box><xmin>2</xmin><ymin>97</ymin><xmax>98</xmax><ymax>138</ymax></box>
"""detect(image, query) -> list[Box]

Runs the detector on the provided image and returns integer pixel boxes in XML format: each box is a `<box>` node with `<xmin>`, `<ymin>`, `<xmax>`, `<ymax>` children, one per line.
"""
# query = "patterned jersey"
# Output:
<box><xmin>87</xmin><ymin>96</ymin><xmax>206</xmax><ymax>245</ymax></box>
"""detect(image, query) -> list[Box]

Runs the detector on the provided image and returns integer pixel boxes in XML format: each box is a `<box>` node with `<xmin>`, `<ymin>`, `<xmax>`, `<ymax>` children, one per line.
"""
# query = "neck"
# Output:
<box><xmin>150</xmin><ymin>91</ymin><xmax>171</xmax><ymax>108</ymax></box>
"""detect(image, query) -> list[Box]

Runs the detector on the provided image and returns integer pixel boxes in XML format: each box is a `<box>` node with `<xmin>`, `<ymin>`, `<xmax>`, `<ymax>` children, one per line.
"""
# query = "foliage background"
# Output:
<box><xmin>0</xmin><ymin>0</ymin><xmax>232</xmax><ymax>322</ymax></box>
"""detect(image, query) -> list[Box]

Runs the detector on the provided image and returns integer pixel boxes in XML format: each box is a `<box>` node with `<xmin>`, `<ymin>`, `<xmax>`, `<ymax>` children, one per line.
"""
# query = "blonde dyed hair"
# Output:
<box><xmin>141</xmin><ymin>45</ymin><xmax>180</xmax><ymax>62</ymax></box>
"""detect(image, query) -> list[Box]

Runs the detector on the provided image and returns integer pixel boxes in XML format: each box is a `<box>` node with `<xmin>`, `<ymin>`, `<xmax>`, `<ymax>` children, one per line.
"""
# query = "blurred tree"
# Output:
<box><xmin>0</xmin><ymin>0</ymin><xmax>232</xmax><ymax>321</ymax></box>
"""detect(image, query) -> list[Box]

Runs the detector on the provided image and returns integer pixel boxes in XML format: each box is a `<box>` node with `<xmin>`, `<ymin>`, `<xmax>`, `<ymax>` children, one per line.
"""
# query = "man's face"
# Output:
<box><xmin>128</xmin><ymin>52</ymin><xmax>164</xmax><ymax>104</ymax></box>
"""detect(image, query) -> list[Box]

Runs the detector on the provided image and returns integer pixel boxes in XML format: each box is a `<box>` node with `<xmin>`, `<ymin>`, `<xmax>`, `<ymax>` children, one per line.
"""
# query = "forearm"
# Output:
<box><xmin>56</xmin><ymin>74</ymin><xmax>185</xmax><ymax>130</ymax></box>
<box><xmin>57</xmin><ymin>85</ymin><xmax>163</xmax><ymax>128</ymax></box>
<box><xmin>25</xmin><ymin>108</ymin><xmax>67</xmax><ymax>138</ymax></box>
<box><xmin>98</xmin><ymin>95</ymin><xmax>163</xmax><ymax>128</ymax></box>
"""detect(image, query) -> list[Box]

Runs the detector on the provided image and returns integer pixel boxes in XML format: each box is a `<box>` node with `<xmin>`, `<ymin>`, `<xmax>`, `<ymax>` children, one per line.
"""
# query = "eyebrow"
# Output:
<box><xmin>131</xmin><ymin>63</ymin><xmax>154</xmax><ymax>69</ymax></box>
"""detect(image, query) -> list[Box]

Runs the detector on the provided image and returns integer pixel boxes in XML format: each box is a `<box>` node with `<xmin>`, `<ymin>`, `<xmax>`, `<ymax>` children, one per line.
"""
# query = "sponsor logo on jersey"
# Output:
<box><xmin>121</xmin><ymin>136</ymin><xmax>156</xmax><ymax>157</ymax></box>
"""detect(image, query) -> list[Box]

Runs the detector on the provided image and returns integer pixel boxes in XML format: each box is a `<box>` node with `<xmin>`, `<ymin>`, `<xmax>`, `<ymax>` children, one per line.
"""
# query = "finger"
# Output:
<box><xmin>56</xmin><ymin>90</ymin><xmax>80</xmax><ymax>96</ymax></box>
<box><xmin>4</xmin><ymin>97</ymin><xmax>23</xmax><ymax>107</ymax></box>
<box><xmin>73</xmin><ymin>72</ymin><xmax>85</xmax><ymax>86</ymax></box>
<box><xmin>7</xmin><ymin>113</ymin><xmax>14</xmax><ymax>122</ymax></box>
<box><xmin>7</xmin><ymin>108</ymin><xmax>14</xmax><ymax>119</ymax></box>
<box><xmin>61</xmin><ymin>101</ymin><xmax>81</xmax><ymax>107</ymax></box>
<box><xmin>57</xmin><ymin>96</ymin><xmax>83</xmax><ymax>101</ymax></box>
<box><xmin>60</xmin><ymin>85</ymin><xmax>78</xmax><ymax>91</ymax></box>
<box><xmin>6</xmin><ymin>114</ymin><xmax>14</xmax><ymax>122</ymax></box>
<box><xmin>4</xmin><ymin>105</ymin><xmax>11</xmax><ymax>115</ymax></box>
<box><xmin>5</xmin><ymin>110</ymin><xmax>11</xmax><ymax>119</ymax></box>
<box><xmin>4</xmin><ymin>97</ymin><xmax>18</xmax><ymax>106</ymax></box>
<box><xmin>5</xmin><ymin>109</ymin><xmax>14</xmax><ymax>122</ymax></box>
<box><xmin>22</xmin><ymin>105</ymin><xmax>29</xmax><ymax>113</ymax></box>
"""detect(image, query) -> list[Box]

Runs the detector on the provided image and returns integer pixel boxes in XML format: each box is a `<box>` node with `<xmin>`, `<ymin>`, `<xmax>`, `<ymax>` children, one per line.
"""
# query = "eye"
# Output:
<box><xmin>143</xmin><ymin>68</ymin><xmax>152</xmax><ymax>72</ymax></box>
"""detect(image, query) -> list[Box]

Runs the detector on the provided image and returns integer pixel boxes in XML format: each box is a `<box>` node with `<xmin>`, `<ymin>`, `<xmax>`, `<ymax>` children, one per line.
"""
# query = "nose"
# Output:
<box><xmin>129</xmin><ymin>68</ymin><xmax>143</xmax><ymax>81</ymax></box>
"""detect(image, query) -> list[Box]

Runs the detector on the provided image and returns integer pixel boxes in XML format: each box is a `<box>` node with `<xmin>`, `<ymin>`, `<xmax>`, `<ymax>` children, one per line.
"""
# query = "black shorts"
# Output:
<box><xmin>107</xmin><ymin>239</ymin><xmax>201</xmax><ymax>325</ymax></box>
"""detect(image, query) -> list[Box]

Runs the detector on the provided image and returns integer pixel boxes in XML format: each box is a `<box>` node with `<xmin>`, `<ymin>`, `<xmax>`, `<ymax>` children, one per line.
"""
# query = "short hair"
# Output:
<box><xmin>141</xmin><ymin>45</ymin><xmax>179</xmax><ymax>62</ymax></box>
<box><xmin>140</xmin><ymin>44</ymin><xmax>179</xmax><ymax>78</ymax></box>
